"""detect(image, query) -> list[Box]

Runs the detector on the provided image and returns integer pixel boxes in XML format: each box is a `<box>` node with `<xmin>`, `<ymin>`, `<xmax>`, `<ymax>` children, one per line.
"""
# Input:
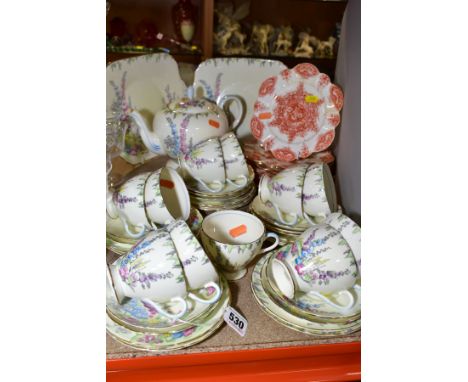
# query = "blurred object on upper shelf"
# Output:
<box><xmin>106</xmin><ymin>0</ymin><xmax>110</xmax><ymax>15</ymax></box>
<box><xmin>247</xmin><ymin>23</ymin><xmax>275</xmax><ymax>56</ymax></box>
<box><xmin>271</xmin><ymin>26</ymin><xmax>294</xmax><ymax>57</ymax></box>
<box><xmin>172</xmin><ymin>0</ymin><xmax>197</xmax><ymax>43</ymax></box>
<box><xmin>135</xmin><ymin>19</ymin><xmax>159</xmax><ymax>48</ymax></box>
<box><xmin>293</xmin><ymin>32</ymin><xmax>316</xmax><ymax>58</ymax></box>
<box><xmin>214</xmin><ymin>1</ymin><xmax>250</xmax><ymax>55</ymax></box>
<box><xmin>109</xmin><ymin>17</ymin><xmax>132</xmax><ymax>46</ymax></box>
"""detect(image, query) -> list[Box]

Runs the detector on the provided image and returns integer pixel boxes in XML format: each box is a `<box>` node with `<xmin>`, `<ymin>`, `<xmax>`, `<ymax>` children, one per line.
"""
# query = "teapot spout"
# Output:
<box><xmin>129</xmin><ymin>110</ymin><xmax>165</xmax><ymax>155</ymax></box>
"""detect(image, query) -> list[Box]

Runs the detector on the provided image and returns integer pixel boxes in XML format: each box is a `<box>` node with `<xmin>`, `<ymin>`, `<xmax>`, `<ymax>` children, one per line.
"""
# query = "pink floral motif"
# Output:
<box><xmin>280</xmin><ymin>69</ymin><xmax>291</xmax><ymax>80</ymax></box>
<box><xmin>254</xmin><ymin>101</ymin><xmax>266</xmax><ymax>112</ymax></box>
<box><xmin>263</xmin><ymin>137</ymin><xmax>274</xmax><ymax>151</ymax></box>
<box><xmin>272</xmin><ymin>147</ymin><xmax>296</xmax><ymax>162</ymax></box>
<box><xmin>183</xmin><ymin>327</ymin><xmax>195</xmax><ymax>336</ymax></box>
<box><xmin>299</xmin><ymin>144</ymin><xmax>310</xmax><ymax>159</ymax></box>
<box><xmin>330</xmin><ymin>85</ymin><xmax>344</xmax><ymax>111</ymax></box>
<box><xmin>327</xmin><ymin>113</ymin><xmax>341</xmax><ymax>127</ymax></box>
<box><xmin>315</xmin><ymin>131</ymin><xmax>335</xmax><ymax>152</ymax></box>
<box><xmin>270</xmin><ymin>83</ymin><xmax>324</xmax><ymax>143</ymax></box>
<box><xmin>294</xmin><ymin>63</ymin><xmax>319</xmax><ymax>78</ymax></box>
<box><xmin>318</xmin><ymin>74</ymin><xmax>331</xmax><ymax>89</ymax></box>
<box><xmin>259</xmin><ymin>76</ymin><xmax>277</xmax><ymax>97</ymax></box>
<box><xmin>250</xmin><ymin>117</ymin><xmax>265</xmax><ymax>140</ymax></box>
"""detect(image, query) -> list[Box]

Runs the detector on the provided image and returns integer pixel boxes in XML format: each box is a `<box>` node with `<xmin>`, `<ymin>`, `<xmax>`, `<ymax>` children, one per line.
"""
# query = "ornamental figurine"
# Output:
<box><xmin>272</xmin><ymin>26</ymin><xmax>294</xmax><ymax>56</ymax></box>
<box><xmin>315</xmin><ymin>36</ymin><xmax>336</xmax><ymax>58</ymax></box>
<box><xmin>293</xmin><ymin>32</ymin><xmax>315</xmax><ymax>58</ymax></box>
<box><xmin>248</xmin><ymin>23</ymin><xmax>275</xmax><ymax>56</ymax></box>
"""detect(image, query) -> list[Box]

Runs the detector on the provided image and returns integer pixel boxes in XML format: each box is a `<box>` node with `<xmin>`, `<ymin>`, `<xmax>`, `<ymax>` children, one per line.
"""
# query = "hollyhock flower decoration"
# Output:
<box><xmin>250</xmin><ymin>63</ymin><xmax>344</xmax><ymax>162</ymax></box>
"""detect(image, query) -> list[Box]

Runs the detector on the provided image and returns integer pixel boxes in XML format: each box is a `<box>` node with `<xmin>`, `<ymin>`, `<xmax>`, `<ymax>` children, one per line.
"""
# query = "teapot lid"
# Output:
<box><xmin>167</xmin><ymin>97</ymin><xmax>218</xmax><ymax>115</ymax></box>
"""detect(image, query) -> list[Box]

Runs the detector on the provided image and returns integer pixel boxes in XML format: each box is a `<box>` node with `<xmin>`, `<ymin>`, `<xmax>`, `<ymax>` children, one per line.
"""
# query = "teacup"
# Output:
<box><xmin>302</xmin><ymin>163</ymin><xmax>338</xmax><ymax>224</ymax></box>
<box><xmin>325</xmin><ymin>212</ymin><xmax>361</xmax><ymax>274</ymax></box>
<box><xmin>259</xmin><ymin>164</ymin><xmax>309</xmax><ymax>225</ymax></box>
<box><xmin>167</xmin><ymin>137</ymin><xmax>226</xmax><ymax>193</ymax></box>
<box><xmin>110</xmin><ymin>172</ymin><xmax>151</xmax><ymax>237</ymax></box>
<box><xmin>108</xmin><ymin>168</ymin><xmax>191</xmax><ymax>238</ymax></box>
<box><xmin>166</xmin><ymin>219</ymin><xmax>222</xmax><ymax>304</ymax></box>
<box><xmin>107</xmin><ymin>230</ymin><xmax>190</xmax><ymax>320</ymax></box>
<box><xmin>268</xmin><ymin>225</ymin><xmax>359</xmax><ymax>313</ymax></box>
<box><xmin>220</xmin><ymin>132</ymin><xmax>249</xmax><ymax>188</ymax></box>
<box><xmin>200</xmin><ymin>210</ymin><xmax>280</xmax><ymax>280</ymax></box>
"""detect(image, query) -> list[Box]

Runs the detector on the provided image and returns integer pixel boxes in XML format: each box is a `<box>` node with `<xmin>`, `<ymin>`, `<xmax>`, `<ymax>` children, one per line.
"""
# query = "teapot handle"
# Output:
<box><xmin>217</xmin><ymin>95</ymin><xmax>245</xmax><ymax>134</ymax></box>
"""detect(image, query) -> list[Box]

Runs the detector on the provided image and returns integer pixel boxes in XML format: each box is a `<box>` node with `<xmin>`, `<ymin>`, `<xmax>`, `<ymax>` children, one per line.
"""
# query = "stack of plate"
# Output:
<box><xmin>106</xmin><ymin>273</ymin><xmax>231</xmax><ymax>351</ymax></box>
<box><xmin>106</xmin><ymin>207</ymin><xmax>204</xmax><ymax>256</ymax></box>
<box><xmin>249</xmin><ymin>195</ymin><xmax>311</xmax><ymax>246</ymax></box>
<box><xmin>243</xmin><ymin>142</ymin><xmax>335</xmax><ymax>178</ymax></box>
<box><xmin>188</xmin><ymin>165</ymin><xmax>257</xmax><ymax>213</ymax></box>
<box><xmin>251</xmin><ymin>249</ymin><xmax>360</xmax><ymax>337</ymax></box>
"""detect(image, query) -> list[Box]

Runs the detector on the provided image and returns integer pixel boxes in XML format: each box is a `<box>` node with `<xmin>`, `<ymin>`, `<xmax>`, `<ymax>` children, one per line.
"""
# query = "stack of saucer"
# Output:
<box><xmin>106</xmin><ymin>275</ymin><xmax>230</xmax><ymax>352</ymax></box>
<box><xmin>249</xmin><ymin>196</ymin><xmax>309</xmax><ymax>246</ymax></box>
<box><xmin>106</xmin><ymin>221</ymin><xmax>231</xmax><ymax>351</ymax></box>
<box><xmin>251</xmin><ymin>221</ymin><xmax>361</xmax><ymax>337</ymax></box>
<box><xmin>187</xmin><ymin>165</ymin><xmax>257</xmax><ymax>213</ymax></box>
<box><xmin>243</xmin><ymin>142</ymin><xmax>335</xmax><ymax>178</ymax></box>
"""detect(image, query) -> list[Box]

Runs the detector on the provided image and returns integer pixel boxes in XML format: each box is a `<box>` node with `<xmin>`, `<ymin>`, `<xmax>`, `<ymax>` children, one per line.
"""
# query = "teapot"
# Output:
<box><xmin>129</xmin><ymin>88</ymin><xmax>245</xmax><ymax>158</ymax></box>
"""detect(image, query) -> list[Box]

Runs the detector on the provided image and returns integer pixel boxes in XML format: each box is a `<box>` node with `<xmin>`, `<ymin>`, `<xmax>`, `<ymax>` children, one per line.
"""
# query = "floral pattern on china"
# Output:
<box><xmin>250</xmin><ymin>63</ymin><xmax>344</xmax><ymax>162</ymax></box>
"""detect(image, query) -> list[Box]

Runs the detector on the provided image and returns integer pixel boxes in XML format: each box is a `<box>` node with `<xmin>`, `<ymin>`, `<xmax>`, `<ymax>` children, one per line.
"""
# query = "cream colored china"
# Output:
<box><xmin>167</xmin><ymin>137</ymin><xmax>226</xmax><ymax>193</ymax></box>
<box><xmin>106</xmin><ymin>53</ymin><xmax>186</xmax><ymax>164</ymax></box>
<box><xmin>130</xmin><ymin>93</ymin><xmax>245</xmax><ymax>158</ymax></box>
<box><xmin>166</xmin><ymin>219</ymin><xmax>222</xmax><ymax>303</ymax></box>
<box><xmin>220</xmin><ymin>132</ymin><xmax>249</xmax><ymax>187</ymax></box>
<box><xmin>201</xmin><ymin>210</ymin><xmax>279</xmax><ymax>280</ymax></box>
<box><xmin>264</xmin><ymin>245</ymin><xmax>360</xmax><ymax>323</ymax></box>
<box><xmin>106</xmin><ymin>207</ymin><xmax>204</xmax><ymax>256</ymax></box>
<box><xmin>270</xmin><ymin>225</ymin><xmax>360</xmax><ymax>314</ymax></box>
<box><xmin>188</xmin><ymin>165</ymin><xmax>255</xmax><ymax>196</ymax></box>
<box><xmin>107</xmin><ymin>172</ymin><xmax>150</xmax><ymax>237</ymax></box>
<box><xmin>107</xmin><ymin>168</ymin><xmax>191</xmax><ymax>239</ymax></box>
<box><xmin>193</xmin><ymin>58</ymin><xmax>287</xmax><ymax>139</ymax></box>
<box><xmin>107</xmin><ymin>230</ymin><xmax>190</xmax><ymax>320</ymax></box>
<box><xmin>302</xmin><ymin>163</ymin><xmax>338</xmax><ymax>224</ymax></box>
<box><xmin>259</xmin><ymin>164</ymin><xmax>309</xmax><ymax>225</ymax></box>
<box><xmin>251</xmin><ymin>254</ymin><xmax>361</xmax><ymax>336</ymax></box>
<box><xmin>106</xmin><ymin>275</ymin><xmax>231</xmax><ymax>352</ymax></box>
<box><xmin>325</xmin><ymin>212</ymin><xmax>361</xmax><ymax>274</ymax></box>
<box><xmin>106</xmin><ymin>271</ymin><xmax>227</xmax><ymax>333</ymax></box>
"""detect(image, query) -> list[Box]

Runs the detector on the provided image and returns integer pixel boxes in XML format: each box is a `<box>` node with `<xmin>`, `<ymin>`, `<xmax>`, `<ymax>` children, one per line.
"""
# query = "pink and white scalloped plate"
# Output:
<box><xmin>250</xmin><ymin>63</ymin><xmax>344</xmax><ymax>162</ymax></box>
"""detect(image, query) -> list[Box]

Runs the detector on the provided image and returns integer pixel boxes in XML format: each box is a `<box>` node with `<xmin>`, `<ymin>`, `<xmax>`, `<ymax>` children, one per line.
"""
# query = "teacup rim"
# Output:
<box><xmin>201</xmin><ymin>210</ymin><xmax>266</xmax><ymax>245</ymax></box>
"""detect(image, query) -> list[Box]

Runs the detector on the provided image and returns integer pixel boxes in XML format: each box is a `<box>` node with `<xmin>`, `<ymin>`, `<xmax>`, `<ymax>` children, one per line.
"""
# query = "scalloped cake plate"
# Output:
<box><xmin>250</xmin><ymin>63</ymin><xmax>344</xmax><ymax>162</ymax></box>
<box><xmin>193</xmin><ymin>58</ymin><xmax>287</xmax><ymax>139</ymax></box>
<box><xmin>107</xmin><ymin>53</ymin><xmax>187</xmax><ymax>164</ymax></box>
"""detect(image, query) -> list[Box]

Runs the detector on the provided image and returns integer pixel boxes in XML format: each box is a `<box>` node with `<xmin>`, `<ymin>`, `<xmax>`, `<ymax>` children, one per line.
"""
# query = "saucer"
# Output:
<box><xmin>250</xmin><ymin>196</ymin><xmax>311</xmax><ymax>232</ymax></box>
<box><xmin>106</xmin><ymin>275</ymin><xmax>229</xmax><ymax>333</ymax></box>
<box><xmin>107</xmin><ymin>276</ymin><xmax>230</xmax><ymax>352</ymax></box>
<box><xmin>250</xmin><ymin>63</ymin><xmax>344</xmax><ymax>162</ymax></box>
<box><xmin>264</xmin><ymin>246</ymin><xmax>361</xmax><ymax>323</ymax></box>
<box><xmin>187</xmin><ymin>165</ymin><xmax>255</xmax><ymax>196</ymax></box>
<box><xmin>107</xmin><ymin>53</ymin><xmax>186</xmax><ymax>164</ymax></box>
<box><xmin>193</xmin><ymin>58</ymin><xmax>287</xmax><ymax>139</ymax></box>
<box><xmin>251</xmin><ymin>254</ymin><xmax>360</xmax><ymax>336</ymax></box>
<box><xmin>106</xmin><ymin>207</ymin><xmax>204</xmax><ymax>256</ymax></box>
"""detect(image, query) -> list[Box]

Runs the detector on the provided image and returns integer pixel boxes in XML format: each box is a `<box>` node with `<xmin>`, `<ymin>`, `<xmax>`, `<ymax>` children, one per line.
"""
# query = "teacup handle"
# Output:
<box><xmin>271</xmin><ymin>202</ymin><xmax>298</xmax><ymax>226</ymax></box>
<box><xmin>306</xmin><ymin>289</ymin><xmax>356</xmax><ymax>313</ymax></box>
<box><xmin>141</xmin><ymin>296</ymin><xmax>188</xmax><ymax>321</ymax></box>
<box><xmin>119</xmin><ymin>215</ymin><xmax>148</xmax><ymax>239</ymax></box>
<box><xmin>260</xmin><ymin>232</ymin><xmax>280</xmax><ymax>254</ymax></box>
<box><xmin>226</xmin><ymin>175</ymin><xmax>248</xmax><ymax>188</ymax></box>
<box><xmin>218</xmin><ymin>95</ymin><xmax>245</xmax><ymax>133</ymax></box>
<box><xmin>188</xmin><ymin>281</ymin><xmax>222</xmax><ymax>304</ymax></box>
<box><xmin>303</xmin><ymin>212</ymin><xmax>328</xmax><ymax>226</ymax></box>
<box><xmin>194</xmin><ymin>178</ymin><xmax>225</xmax><ymax>193</ymax></box>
